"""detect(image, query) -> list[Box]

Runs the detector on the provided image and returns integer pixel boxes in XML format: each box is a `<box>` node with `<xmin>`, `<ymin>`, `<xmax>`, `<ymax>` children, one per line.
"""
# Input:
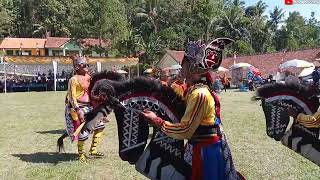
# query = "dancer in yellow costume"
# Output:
<box><xmin>143</xmin><ymin>39</ymin><xmax>244</xmax><ymax>180</ymax></box>
<box><xmin>65</xmin><ymin>55</ymin><xmax>105</xmax><ymax>162</ymax></box>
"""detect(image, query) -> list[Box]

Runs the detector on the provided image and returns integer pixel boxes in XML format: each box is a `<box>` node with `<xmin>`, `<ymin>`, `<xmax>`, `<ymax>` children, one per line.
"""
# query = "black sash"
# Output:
<box><xmin>190</xmin><ymin>125</ymin><xmax>220</xmax><ymax>143</ymax></box>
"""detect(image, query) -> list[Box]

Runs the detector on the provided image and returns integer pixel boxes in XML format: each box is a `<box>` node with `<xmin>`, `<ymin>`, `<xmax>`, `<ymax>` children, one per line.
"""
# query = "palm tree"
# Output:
<box><xmin>245</xmin><ymin>0</ymin><xmax>268</xmax><ymax>19</ymax></box>
<box><xmin>231</xmin><ymin>0</ymin><xmax>245</xmax><ymax>8</ymax></box>
<box><xmin>267</xmin><ymin>6</ymin><xmax>285</xmax><ymax>31</ymax></box>
<box><xmin>135</xmin><ymin>0</ymin><xmax>160</xmax><ymax>33</ymax></box>
<box><xmin>136</xmin><ymin>33</ymin><xmax>163</xmax><ymax>65</ymax></box>
<box><xmin>32</xmin><ymin>24</ymin><xmax>48</xmax><ymax>38</ymax></box>
<box><xmin>219</xmin><ymin>2</ymin><xmax>247</xmax><ymax>38</ymax></box>
<box><xmin>255</xmin><ymin>0</ymin><xmax>268</xmax><ymax>17</ymax></box>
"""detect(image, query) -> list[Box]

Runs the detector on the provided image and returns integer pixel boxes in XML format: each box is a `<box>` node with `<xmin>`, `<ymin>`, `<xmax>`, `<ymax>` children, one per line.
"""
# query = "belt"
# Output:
<box><xmin>189</xmin><ymin>125</ymin><xmax>220</xmax><ymax>143</ymax></box>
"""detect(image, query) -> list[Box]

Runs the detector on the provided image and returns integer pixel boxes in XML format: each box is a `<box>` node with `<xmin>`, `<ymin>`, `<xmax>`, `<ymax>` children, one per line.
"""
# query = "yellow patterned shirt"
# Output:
<box><xmin>161</xmin><ymin>84</ymin><xmax>216</xmax><ymax>140</ymax></box>
<box><xmin>296</xmin><ymin>112</ymin><xmax>320</xmax><ymax>128</ymax></box>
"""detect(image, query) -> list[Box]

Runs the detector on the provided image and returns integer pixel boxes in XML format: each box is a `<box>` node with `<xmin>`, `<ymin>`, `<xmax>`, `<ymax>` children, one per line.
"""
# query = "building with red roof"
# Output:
<box><xmin>158</xmin><ymin>48</ymin><xmax>320</xmax><ymax>77</ymax></box>
<box><xmin>0</xmin><ymin>38</ymin><xmax>46</xmax><ymax>56</ymax></box>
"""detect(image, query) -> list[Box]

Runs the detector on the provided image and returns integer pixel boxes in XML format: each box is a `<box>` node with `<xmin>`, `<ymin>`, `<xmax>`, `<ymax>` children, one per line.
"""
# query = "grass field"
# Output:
<box><xmin>0</xmin><ymin>91</ymin><xmax>319</xmax><ymax>180</ymax></box>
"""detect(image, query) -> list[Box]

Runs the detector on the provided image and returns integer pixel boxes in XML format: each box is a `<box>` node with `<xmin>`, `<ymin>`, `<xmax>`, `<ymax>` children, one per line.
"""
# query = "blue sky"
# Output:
<box><xmin>244</xmin><ymin>0</ymin><xmax>320</xmax><ymax>20</ymax></box>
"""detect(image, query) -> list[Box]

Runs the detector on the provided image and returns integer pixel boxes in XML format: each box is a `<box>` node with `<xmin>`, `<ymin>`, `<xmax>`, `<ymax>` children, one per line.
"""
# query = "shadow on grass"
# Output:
<box><xmin>36</xmin><ymin>129</ymin><xmax>65</xmax><ymax>135</ymax></box>
<box><xmin>12</xmin><ymin>152</ymin><xmax>77</xmax><ymax>164</ymax></box>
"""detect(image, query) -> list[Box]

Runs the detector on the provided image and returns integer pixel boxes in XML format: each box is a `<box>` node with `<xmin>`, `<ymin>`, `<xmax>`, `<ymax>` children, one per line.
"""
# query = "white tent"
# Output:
<box><xmin>143</xmin><ymin>68</ymin><xmax>153</xmax><ymax>74</ymax></box>
<box><xmin>299</xmin><ymin>67</ymin><xmax>315</xmax><ymax>77</ymax></box>
<box><xmin>116</xmin><ymin>70</ymin><xmax>128</xmax><ymax>74</ymax></box>
<box><xmin>279</xmin><ymin>59</ymin><xmax>314</xmax><ymax>69</ymax></box>
<box><xmin>217</xmin><ymin>67</ymin><xmax>228</xmax><ymax>72</ymax></box>
<box><xmin>230</xmin><ymin>63</ymin><xmax>252</xmax><ymax>70</ymax></box>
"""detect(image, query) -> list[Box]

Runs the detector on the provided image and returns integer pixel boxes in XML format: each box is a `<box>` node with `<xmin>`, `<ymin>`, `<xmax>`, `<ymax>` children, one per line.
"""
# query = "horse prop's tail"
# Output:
<box><xmin>57</xmin><ymin>132</ymin><xmax>68</xmax><ymax>153</ymax></box>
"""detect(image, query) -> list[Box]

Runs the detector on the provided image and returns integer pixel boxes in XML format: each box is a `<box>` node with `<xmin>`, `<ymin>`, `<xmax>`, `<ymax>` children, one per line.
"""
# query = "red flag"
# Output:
<box><xmin>285</xmin><ymin>0</ymin><xmax>293</xmax><ymax>5</ymax></box>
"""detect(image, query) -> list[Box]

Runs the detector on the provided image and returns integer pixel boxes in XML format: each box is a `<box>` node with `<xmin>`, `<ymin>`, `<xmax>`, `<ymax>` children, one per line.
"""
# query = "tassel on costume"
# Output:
<box><xmin>57</xmin><ymin>132</ymin><xmax>68</xmax><ymax>153</ymax></box>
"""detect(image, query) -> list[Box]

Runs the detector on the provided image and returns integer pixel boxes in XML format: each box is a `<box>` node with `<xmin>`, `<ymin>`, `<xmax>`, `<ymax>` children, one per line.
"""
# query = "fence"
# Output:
<box><xmin>0</xmin><ymin>56</ymin><xmax>139</xmax><ymax>93</ymax></box>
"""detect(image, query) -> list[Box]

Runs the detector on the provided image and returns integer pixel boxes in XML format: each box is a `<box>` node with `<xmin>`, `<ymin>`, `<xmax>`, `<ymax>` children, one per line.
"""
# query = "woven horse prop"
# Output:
<box><xmin>256</xmin><ymin>82</ymin><xmax>320</xmax><ymax>166</ymax></box>
<box><xmin>89</xmin><ymin>73</ymin><xmax>191</xmax><ymax>180</ymax></box>
<box><xmin>90</xmin><ymin>72</ymin><xmax>246</xmax><ymax>179</ymax></box>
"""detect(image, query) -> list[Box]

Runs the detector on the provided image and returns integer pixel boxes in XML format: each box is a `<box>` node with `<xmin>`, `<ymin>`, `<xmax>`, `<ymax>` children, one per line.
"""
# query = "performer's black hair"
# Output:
<box><xmin>89</xmin><ymin>71</ymin><xmax>125</xmax><ymax>93</ymax></box>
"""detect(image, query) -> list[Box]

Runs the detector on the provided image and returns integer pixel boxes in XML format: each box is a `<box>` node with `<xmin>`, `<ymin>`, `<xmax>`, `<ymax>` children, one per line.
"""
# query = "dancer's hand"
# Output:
<box><xmin>143</xmin><ymin>110</ymin><xmax>158</xmax><ymax>120</ymax></box>
<box><xmin>76</xmin><ymin>109</ymin><xmax>85</xmax><ymax>123</ymax></box>
<box><xmin>142</xmin><ymin>110</ymin><xmax>164</xmax><ymax>127</ymax></box>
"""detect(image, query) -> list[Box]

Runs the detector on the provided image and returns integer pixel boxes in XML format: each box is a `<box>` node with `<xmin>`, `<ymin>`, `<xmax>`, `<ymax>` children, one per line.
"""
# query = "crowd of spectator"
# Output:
<box><xmin>0</xmin><ymin>69</ymin><xmax>73</xmax><ymax>93</ymax></box>
<box><xmin>0</xmin><ymin>63</ymin><xmax>121</xmax><ymax>93</ymax></box>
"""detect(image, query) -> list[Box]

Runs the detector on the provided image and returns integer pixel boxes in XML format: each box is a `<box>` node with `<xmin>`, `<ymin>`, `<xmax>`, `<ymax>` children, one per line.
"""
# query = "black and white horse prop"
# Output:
<box><xmin>89</xmin><ymin>73</ymin><xmax>191</xmax><ymax>180</ymax></box>
<box><xmin>256</xmin><ymin>82</ymin><xmax>320</xmax><ymax>166</ymax></box>
<box><xmin>89</xmin><ymin>72</ymin><xmax>245</xmax><ymax>180</ymax></box>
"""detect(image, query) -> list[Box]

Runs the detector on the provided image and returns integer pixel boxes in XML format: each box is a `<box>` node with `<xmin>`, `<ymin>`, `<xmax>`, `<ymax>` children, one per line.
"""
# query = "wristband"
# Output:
<box><xmin>153</xmin><ymin>117</ymin><xmax>165</xmax><ymax>127</ymax></box>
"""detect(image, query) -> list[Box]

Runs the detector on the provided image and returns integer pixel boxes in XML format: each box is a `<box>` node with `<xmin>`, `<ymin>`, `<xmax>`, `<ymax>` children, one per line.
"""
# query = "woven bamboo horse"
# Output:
<box><xmin>256</xmin><ymin>82</ymin><xmax>320</xmax><ymax>166</ymax></box>
<box><xmin>89</xmin><ymin>73</ymin><xmax>191</xmax><ymax>180</ymax></box>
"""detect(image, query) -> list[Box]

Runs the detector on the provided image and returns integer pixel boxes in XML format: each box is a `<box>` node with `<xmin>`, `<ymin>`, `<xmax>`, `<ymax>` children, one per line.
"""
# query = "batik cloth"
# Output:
<box><xmin>65</xmin><ymin>102</ymin><xmax>105</xmax><ymax>141</ymax></box>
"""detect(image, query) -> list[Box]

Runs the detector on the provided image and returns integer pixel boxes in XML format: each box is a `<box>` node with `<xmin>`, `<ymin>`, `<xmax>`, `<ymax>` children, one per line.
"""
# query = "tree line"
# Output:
<box><xmin>1</xmin><ymin>0</ymin><xmax>320</xmax><ymax>65</ymax></box>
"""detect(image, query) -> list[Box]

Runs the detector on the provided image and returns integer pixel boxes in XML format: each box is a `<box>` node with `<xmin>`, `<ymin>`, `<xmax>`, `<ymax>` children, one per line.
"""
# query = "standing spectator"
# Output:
<box><xmin>284</xmin><ymin>71</ymin><xmax>299</xmax><ymax>84</ymax></box>
<box><xmin>267</xmin><ymin>75</ymin><xmax>273</xmax><ymax>83</ymax></box>
<box><xmin>221</xmin><ymin>74</ymin><xmax>229</xmax><ymax>92</ymax></box>
<box><xmin>160</xmin><ymin>69</ymin><xmax>170</xmax><ymax>86</ymax></box>
<box><xmin>312</xmin><ymin>66</ymin><xmax>320</xmax><ymax>86</ymax></box>
<box><xmin>48</xmin><ymin>69</ymin><xmax>52</xmax><ymax>77</ymax></box>
<box><xmin>62</xmin><ymin>69</ymin><xmax>66</xmax><ymax>78</ymax></box>
<box><xmin>0</xmin><ymin>80</ymin><xmax>3</xmax><ymax>93</ymax></box>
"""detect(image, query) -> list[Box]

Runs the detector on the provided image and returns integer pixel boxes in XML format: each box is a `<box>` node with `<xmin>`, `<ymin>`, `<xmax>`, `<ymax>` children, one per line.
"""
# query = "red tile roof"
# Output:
<box><xmin>79</xmin><ymin>38</ymin><xmax>111</xmax><ymax>49</ymax></box>
<box><xmin>165</xmin><ymin>48</ymin><xmax>320</xmax><ymax>78</ymax></box>
<box><xmin>166</xmin><ymin>50</ymin><xmax>185</xmax><ymax>64</ymax></box>
<box><xmin>0</xmin><ymin>38</ymin><xmax>46</xmax><ymax>49</ymax></box>
<box><xmin>45</xmin><ymin>37</ymin><xmax>71</xmax><ymax>48</ymax></box>
<box><xmin>221</xmin><ymin>48</ymin><xmax>320</xmax><ymax>77</ymax></box>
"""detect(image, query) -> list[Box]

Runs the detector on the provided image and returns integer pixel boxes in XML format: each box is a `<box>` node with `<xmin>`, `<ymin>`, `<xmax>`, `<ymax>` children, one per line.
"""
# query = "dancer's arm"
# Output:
<box><xmin>68</xmin><ymin>77</ymin><xmax>79</xmax><ymax>109</ymax></box>
<box><xmin>67</xmin><ymin>77</ymin><xmax>84</xmax><ymax>122</ymax></box>
<box><xmin>144</xmin><ymin>89</ymin><xmax>213</xmax><ymax>140</ymax></box>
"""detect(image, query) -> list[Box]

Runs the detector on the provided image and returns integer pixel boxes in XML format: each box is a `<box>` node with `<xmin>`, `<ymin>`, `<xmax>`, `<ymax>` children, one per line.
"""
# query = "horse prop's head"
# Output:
<box><xmin>81</xmin><ymin>71</ymin><xmax>125</xmax><ymax>131</ymax></box>
<box><xmin>257</xmin><ymin>82</ymin><xmax>319</xmax><ymax>141</ymax></box>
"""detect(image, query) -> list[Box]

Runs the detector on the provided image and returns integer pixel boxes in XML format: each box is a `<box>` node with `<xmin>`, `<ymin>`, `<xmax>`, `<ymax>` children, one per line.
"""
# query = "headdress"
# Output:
<box><xmin>71</xmin><ymin>55</ymin><xmax>89</xmax><ymax>70</ymax></box>
<box><xmin>184</xmin><ymin>38</ymin><xmax>234</xmax><ymax>74</ymax></box>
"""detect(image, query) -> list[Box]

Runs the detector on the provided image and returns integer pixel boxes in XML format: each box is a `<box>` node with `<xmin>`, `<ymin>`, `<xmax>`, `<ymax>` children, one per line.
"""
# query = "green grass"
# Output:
<box><xmin>0</xmin><ymin>91</ymin><xmax>319</xmax><ymax>180</ymax></box>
